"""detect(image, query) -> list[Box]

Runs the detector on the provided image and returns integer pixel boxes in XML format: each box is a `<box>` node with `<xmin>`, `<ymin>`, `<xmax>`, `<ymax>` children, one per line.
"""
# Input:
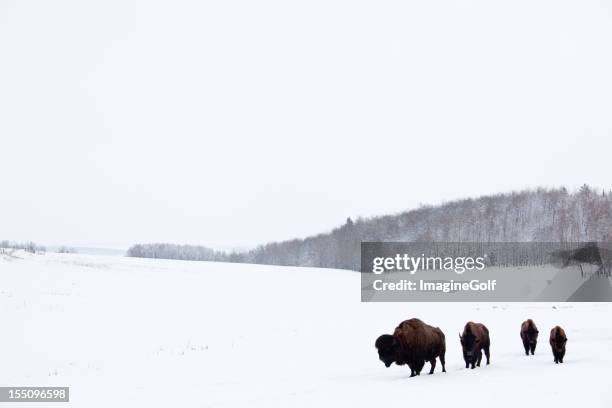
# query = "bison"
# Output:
<box><xmin>549</xmin><ymin>326</ymin><xmax>567</xmax><ymax>364</ymax></box>
<box><xmin>520</xmin><ymin>319</ymin><xmax>539</xmax><ymax>355</ymax></box>
<box><xmin>375</xmin><ymin>318</ymin><xmax>446</xmax><ymax>377</ymax></box>
<box><xmin>459</xmin><ymin>321</ymin><xmax>490</xmax><ymax>369</ymax></box>
<box><xmin>550</xmin><ymin>243</ymin><xmax>611</xmax><ymax>278</ymax></box>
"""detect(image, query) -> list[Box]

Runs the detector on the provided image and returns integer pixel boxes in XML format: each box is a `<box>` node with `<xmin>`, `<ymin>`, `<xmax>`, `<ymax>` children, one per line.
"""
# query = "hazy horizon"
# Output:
<box><xmin>5</xmin><ymin>184</ymin><xmax>608</xmax><ymax>252</ymax></box>
<box><xmin>1</xmin><ymin>0</ymin><xmax>611</xmax><ymax>248</ymax></box>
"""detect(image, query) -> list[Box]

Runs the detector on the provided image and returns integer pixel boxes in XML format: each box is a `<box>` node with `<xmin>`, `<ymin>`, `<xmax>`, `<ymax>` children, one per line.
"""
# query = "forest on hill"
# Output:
<box><xmin>127</xmin><ymin>185</ymin><xmax>612</xmax><ymax>270</ymax></box>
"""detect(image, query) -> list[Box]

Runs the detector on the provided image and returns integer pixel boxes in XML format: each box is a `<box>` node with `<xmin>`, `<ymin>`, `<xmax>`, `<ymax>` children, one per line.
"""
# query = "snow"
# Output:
<box><xmin>1</xmin><ymin>252</ymin><xmax>611</xmax><ymax>407</ymax></box>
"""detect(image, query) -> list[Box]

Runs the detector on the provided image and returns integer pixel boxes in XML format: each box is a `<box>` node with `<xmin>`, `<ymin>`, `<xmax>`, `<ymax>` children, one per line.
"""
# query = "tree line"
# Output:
<box><xmin>127</xmin><ymin>185</ymin><xmax>612</xmax><ymax>270</ymax></box>
<box><xmin>126</xmin><ymin>243</ymin><xmax>227</xmax><ymax>262</ymax></box>
<box><xmin>0</xmin><ymin>240</ymin><xmax>45</xmax><ymax>254</ymax></box>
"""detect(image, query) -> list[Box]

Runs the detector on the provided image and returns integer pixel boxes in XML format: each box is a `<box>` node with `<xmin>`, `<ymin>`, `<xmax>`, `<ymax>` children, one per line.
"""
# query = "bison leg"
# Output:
<box><xmin>415</xmin><ymin>360</ymin><xmax>425</xmax><ymax>375</ymax></box>
<box><xmin>440</xmin><ymin>354</ymin><xmax>446</xmax><ymax>373</ymax></box>
<box><xmin>484</xmin><ymin>346</ymin><xmax>490</xmax><ymax>365</ymax></box>
<box><xmin>559</xmin><ymin>350</ymin><xmax>565</xmax><ymax>363</ymax></box>
<box><xmin>523</xmin><ymin>341</ymin><xmax>530</xmax><ymax>355</ymax></box>
<box><xmin>476</xmin><ymin>350</ymin><xmax>482</xmax><ymax>367</ymax></box>
<box><xmin>429</xmin><ymin>359</ymin><xmax>436</xmax><ymax>375</ymax></box>
<box><xmin>530</xmin><ymin>343</ymin><xmax>536</xmax><ymax>355</ymax></box>
<box><xmin>408</xmin><ymin>364</ymin><xmax>416</xmax><ymax>377</ymax></box>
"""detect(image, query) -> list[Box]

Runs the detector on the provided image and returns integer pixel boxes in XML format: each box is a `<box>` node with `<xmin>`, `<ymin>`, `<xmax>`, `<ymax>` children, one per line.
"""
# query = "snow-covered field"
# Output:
<box><xmin>1</xmin><ymin>251</ymin><xmax>611</xmax><ymax>407</ymax></box>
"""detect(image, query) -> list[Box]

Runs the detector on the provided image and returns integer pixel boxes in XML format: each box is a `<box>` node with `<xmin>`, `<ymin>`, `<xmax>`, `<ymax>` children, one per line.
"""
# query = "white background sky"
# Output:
<box><xmin>1</xmin><ymin>0</ymin><xmax>611</xmax><ymax>249</ymax></box>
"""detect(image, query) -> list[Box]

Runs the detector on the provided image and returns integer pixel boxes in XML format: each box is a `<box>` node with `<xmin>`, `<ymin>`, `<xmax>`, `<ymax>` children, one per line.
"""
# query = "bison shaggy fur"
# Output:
<box><xmin>375</xmin><ymin>318</ymin><xmax>446</xmax><ymax>377</ymax></box>
<box><xmin>520</xmin><ymin>319</ymin><xmax>539</xmax><ymax>356</ymax></box>
<box><xmin>549</xmin><ymin>326</ymin><xmax>567</xmax><ymax>364</ymax></box>
<box><xmin>460</xmin><ymin>321</ymin><xmax>490</xmax><ymax>369</ymax></box>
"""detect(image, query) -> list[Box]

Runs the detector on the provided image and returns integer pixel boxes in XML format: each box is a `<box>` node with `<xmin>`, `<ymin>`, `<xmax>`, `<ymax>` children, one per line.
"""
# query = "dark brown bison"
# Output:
<box><xmin>550</xmin><ymin>242</ymin><xmax>611</xmax><ymax>278</ymax></box>
<box><xmin>520</xmin><ymin>319</ymin><xmax>539</xmax><ymax>355</ymax></box>
<box><xmin>459</xmin><ymin>322</ymin><xmax>490</xmax><ymax>369</ymax></box>
<box><xmin>375</xmin><ymin>318</ymin><xmax>446</xmax><ymax>377</ymax></box>
<box><xmin>549</xmin><ymin>326</ymin><xmax>567</xmax><ymax>364</ymax></box>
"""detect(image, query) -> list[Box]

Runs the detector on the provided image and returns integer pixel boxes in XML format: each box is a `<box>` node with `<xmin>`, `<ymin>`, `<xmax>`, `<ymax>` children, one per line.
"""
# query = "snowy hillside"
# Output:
<box><xmin>1</xmin><ymin>251</ymin><xmax>611</xmax><ymax>407</ymax></box>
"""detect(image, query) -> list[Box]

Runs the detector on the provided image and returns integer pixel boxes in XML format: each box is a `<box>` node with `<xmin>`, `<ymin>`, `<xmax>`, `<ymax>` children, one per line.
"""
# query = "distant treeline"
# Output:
<box><xmin>127</xmin><ymin>185</ymin><xmax>612</xmax><ymax>270</ymax></box>
<box><xmin>126</xmin><ymin>243</ymin><xmax>228</xmax><ymax>262</ymax></box>
<box><xmin>0</xmin><ymin>240</ymin><xmax>45</xmax><ymax>253</ymax></box>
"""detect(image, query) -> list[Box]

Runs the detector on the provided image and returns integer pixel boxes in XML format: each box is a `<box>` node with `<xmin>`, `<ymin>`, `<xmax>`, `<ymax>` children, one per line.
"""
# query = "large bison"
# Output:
<box><xmin>520</xmin><ymin>319</ymin><xmax>539</xmax><ymax>355</ymax></box>
<box><xmin>459</xmin><ymin>322</ymin><xmax>490</xmax><ymax>369</ymax></box>
<box><xmin>549</xmin><ymin>326</ymin><xmax>567</xmax><ymax>364</ymax></box>
<box><xmin>550</xmin><ymin>242</ymin><xmax>611</xmax><ymax>278</ymax></box>
<box><xmin>375</xmin><ymin>318</ymin><xmax>446</xmax><ymax>377</ymax></box>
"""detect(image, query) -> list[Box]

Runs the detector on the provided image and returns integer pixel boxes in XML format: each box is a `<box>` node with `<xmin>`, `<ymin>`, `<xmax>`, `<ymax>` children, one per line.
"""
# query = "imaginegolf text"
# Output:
<box><xmin>372</xmin><ymin>279</ymin><xmax>497</xmax><ymax>293</ymax></box>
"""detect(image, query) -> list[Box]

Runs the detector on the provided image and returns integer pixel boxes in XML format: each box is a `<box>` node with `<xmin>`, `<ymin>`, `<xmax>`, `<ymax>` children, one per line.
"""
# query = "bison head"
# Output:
<box><xmin>375</xmin><ymin>334</ymin><xmax>398</xmax><ymax>367</ymax></box>
<box><xmin>459</xmin><ymin>332</ymin><xmax>479</xmax><ymax>363</ymax></box>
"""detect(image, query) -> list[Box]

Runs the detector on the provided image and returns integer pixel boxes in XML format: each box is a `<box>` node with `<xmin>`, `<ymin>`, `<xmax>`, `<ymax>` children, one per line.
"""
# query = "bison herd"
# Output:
<box><xmin>375</xmin><ymin>318</ymin><xmax>567</xmax><ymax>375</ymax></box>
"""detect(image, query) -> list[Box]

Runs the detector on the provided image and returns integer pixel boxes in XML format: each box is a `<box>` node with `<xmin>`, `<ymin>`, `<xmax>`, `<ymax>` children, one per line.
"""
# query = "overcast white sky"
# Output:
<box><xmin>1</xmin><ymin>0</ymin><xmax>611</xmax><ymax>249</ymax></box>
